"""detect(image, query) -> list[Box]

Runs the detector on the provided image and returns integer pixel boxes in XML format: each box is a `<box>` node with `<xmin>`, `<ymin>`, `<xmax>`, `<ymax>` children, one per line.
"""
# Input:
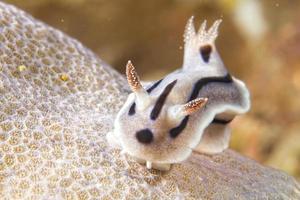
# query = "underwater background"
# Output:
<box><xmin>5</xmin><ymin>0</ymin><xmax>300</xmax><ymax>179</ymax></box>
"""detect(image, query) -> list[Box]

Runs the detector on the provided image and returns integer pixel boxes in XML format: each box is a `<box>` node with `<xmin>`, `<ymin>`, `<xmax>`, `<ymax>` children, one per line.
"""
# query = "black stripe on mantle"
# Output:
<box><xmin>128</xmin><ymin>79</ymin><xmax>163</xmax><ymax>116</ymax></box>
<box><xmin>150</xmin><ymin>80</ymin><xmax>177</xmax><ymax>120</ymax></box>
<box><xmin>169</xmin><ymin>74</ymin><xmax>233</xmax><ymax>138</ymax></box>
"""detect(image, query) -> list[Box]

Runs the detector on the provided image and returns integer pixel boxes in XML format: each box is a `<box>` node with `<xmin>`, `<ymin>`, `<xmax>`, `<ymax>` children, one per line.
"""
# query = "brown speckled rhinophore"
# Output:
<box><xmin>0</xmin><ymin>2</ymin><xmax>299</xmax><ymax>200</ymax></box>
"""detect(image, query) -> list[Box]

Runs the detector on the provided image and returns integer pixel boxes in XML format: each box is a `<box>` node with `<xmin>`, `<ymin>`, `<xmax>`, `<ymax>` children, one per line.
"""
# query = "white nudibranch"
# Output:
<box><xmin>107</xmin><ymin>17</ymin><xmax>250</xmax><ymax>171</ymax></box>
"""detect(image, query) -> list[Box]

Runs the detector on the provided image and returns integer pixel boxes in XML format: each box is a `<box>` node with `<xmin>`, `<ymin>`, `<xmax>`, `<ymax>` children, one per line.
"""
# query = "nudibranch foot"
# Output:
<box><xmin>133</xmin><ymin>158</ymin><xmax>171</xmax><ymax>171</ymax></box>
<box><xmin>106</xmin><ymin>131</ymin><xmax>121</xmax><ymax>149</ymax></box>
<box><xmin>194</xmin><ymin>124</ymin><xmax>231</xmax><ymax>154</ymax></box>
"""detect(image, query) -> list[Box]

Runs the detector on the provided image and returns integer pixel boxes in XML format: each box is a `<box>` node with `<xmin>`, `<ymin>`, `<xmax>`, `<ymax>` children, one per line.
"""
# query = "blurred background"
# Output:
<box><xmin>4</xmin><ymin>0</ymin><xmax>300</xmax><ymax>179</ymax></box>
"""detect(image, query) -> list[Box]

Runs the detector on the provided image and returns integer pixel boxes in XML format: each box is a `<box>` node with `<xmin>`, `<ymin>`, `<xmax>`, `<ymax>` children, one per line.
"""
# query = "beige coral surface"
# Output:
<box><xmin>0</xmin><ymin>2</ymin><xmax>299</xmax><ymax>200</ymax></box>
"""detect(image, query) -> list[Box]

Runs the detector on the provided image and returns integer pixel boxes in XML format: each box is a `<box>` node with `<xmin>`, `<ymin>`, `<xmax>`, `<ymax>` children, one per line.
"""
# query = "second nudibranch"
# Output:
<box><xmin>107</xmin><ymin>17</ymin><xmax>250</xmax><ymax>171</ymax></box>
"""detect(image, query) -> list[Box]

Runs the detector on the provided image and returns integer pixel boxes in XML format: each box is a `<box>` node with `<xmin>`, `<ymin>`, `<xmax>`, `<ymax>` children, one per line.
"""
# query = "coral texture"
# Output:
<box><xmin>0</xmin><ymin>2</ymin><xmax>299</xmax><ymax>199</ymax></box>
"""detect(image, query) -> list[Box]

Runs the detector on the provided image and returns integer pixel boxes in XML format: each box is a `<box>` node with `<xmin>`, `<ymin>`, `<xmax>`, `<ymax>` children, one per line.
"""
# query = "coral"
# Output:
<box><xmin>0</xmin><ymin>2</ymin><xmax>299</xmax><ymax>199</ymax></box>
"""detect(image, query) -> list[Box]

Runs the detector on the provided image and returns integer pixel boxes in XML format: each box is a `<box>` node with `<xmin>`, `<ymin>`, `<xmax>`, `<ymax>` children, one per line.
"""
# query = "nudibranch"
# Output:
<box><xmin>107</xmin><ymin>17</ymin><xmax>250</xmax><ymax>171</ymax></box>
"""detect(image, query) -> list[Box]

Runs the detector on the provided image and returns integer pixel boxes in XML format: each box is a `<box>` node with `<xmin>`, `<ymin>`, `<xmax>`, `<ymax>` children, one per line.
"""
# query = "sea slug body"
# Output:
<box><xmin>108</xmin><ymin>17</ymin><xmax>250</xmax><ymax>171</ymax></box>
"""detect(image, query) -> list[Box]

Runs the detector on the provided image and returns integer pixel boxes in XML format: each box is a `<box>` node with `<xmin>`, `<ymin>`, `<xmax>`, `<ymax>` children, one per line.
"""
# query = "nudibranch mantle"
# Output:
<box><xmin>107</xmin><ymin>17</ymin><xmax>250</xmax><ymax>171</ymax></box>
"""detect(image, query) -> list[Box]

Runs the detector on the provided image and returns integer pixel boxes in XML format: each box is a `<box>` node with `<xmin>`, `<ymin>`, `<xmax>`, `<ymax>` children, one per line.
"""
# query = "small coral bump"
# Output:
<box><xmin>60</xmin><ymin>74</ymin><xmax>69</xmax><ymax>82</ymax></box>
<box><xmin>17</xmin><ymin>65</ymin><xmax>27</xmax><ymax>72</ymax></box>
<box><xmin>0</xmin><ymin>80</ymin><xmax>3</xmax><ymax>90</ymax></box>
